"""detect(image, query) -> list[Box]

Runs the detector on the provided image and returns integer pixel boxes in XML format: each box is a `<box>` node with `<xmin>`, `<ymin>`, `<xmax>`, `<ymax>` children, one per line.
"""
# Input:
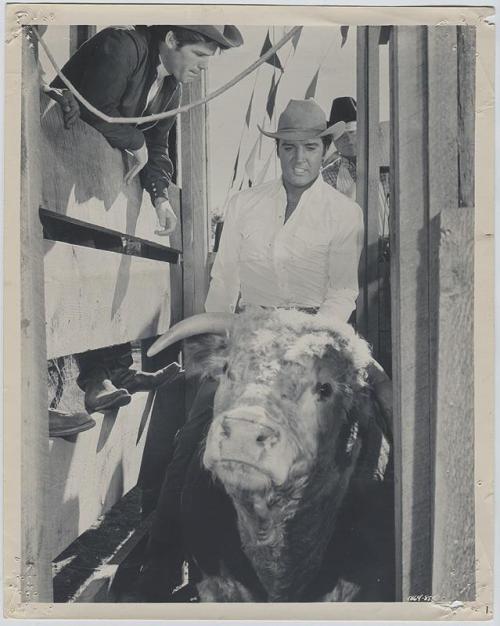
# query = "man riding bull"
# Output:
<box><xmin>137</xmin><ymin>98</ymin><xmax>392</xmax><ymax>601</ymax></box>
<box><xmin>47</xmin><ymin>25</ymin><xmax>243</xmax><ymax>434</ymax></box>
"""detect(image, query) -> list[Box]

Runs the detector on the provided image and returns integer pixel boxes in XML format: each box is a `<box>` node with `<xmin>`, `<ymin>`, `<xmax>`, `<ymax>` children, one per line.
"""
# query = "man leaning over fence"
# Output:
<box><xmin>47</xmin><ymin>25</ymin><xmax>244</xmax><ymax>435</ymax></box>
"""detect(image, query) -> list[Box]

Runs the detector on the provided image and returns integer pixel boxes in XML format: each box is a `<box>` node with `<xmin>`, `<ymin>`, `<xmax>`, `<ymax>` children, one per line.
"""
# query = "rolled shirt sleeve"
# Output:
<box><xmin>319</xmin><ymin>200</ymin><xmax>364</xmax><ymax>323</ymax></box>
<box><xmin>205</xmin><ymin>195</ymin><xmax>242</xmax><ymax>313</ymax></box>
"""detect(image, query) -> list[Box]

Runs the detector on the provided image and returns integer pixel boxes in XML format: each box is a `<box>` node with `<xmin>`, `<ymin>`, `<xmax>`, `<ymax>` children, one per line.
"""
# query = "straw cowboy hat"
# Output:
<box><xmin>259</xmin><ymin>99</ymin><xmax>346</xmax><ymax>141</ymax></box>
<box><xmin>181</xmin><ymin>25</ymin><xmax>243</xmax><ymax>48</ymax></box>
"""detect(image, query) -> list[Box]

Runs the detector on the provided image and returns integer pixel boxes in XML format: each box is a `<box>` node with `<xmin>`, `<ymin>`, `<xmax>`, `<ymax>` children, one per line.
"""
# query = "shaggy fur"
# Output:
<box><xmin>181</xmin><ymin>308</ymin><xmax>393</xmax><ymax>602</ymax></box>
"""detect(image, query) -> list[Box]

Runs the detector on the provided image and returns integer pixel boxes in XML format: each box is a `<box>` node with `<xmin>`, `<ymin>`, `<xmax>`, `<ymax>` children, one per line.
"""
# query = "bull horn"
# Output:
<box><xmin>147</xmin><ymin>312</ymin><xmax>235</xmax><ymax>357</ymax></box>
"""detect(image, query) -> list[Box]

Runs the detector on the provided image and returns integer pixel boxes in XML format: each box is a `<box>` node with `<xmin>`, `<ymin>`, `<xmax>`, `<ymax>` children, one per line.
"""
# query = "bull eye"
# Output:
<box><xmin>315</xmin><ymin>382</ymin><xmax>333</xmax><ymax>400</ymax></box>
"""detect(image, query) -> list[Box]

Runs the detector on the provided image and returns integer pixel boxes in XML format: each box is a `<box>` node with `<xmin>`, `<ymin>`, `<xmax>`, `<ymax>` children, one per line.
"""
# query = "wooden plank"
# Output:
<box><xmin>44</xmin><ymin>242</ymin><xmax>171</xmax><ymax>358</ymax></box>
<box><xmin>457</xmin><ymin>26</ymin><xmax>476</xmax><ymax>208</ymax></box>
<box><xmin>20</xmin><ymin>29</ymin><xmax>54</xmax><ymax>602</ymax></box>
<box><xmin>432</xmin><ymin>206</ymin><xmax>475</xmax><ymax>601</ymax></box>
<box><xmin>69</xmin><ymin>25</ymin><xmax>96</xmax><ymax>55</ymax></box>
<box><xmin>40</xmin><ymin>97</ymin><xmax>174</xmax><ymax>246</ymax></box>
<box><xmin>356</xmin><ymin>27</ymin><xmax>381</xmax><ymax>358</ymax></box>
<box><xmin>389</xmin><ymin>26</ymin><xmax>432</xmax><ymax>599</ymax></box>
<box><xmin>47</xmin><ymin>391</ymin><xmax>154</xmax><ymax>558</ymax></box>
<box><xmin>180</xmin><ymin>74</ymin><xmax>209</xmax><ymax>318</ymax></box>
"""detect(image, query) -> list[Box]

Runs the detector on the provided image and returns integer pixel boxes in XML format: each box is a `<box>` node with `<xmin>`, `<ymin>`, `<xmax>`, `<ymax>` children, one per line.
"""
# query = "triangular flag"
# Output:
<box><xmin>258</xmin><ymin>112</ymin><xmax>266</xmax><ymax>157</ymax></box>
<box><xmin>266</xmin><ymin>73</ymin><xmax>282</xmax><ymax>120</ymax></box>
<box><xmin>304</xmin><ymin>69</ymin><xmax>319</xmax><ymax>99</ymax></box>
<box><xmin>291</xmin><ymin>27</ymin><xmax>302</xmax><ymax>52</ymax></box>
<box><xmin>340</xmin><ymin>26</ymin><xmax>349</xmax><ymax>47</ymax></box>
<box><xmin>245</xmin><ymin>137</ymin><xmax>260</xmax><ymax>183</ymax></box>
<box><xmin>245</xmin><ymin>89</ymin><xmax>254</xmax><ymax>127</ymax></box>
<box><xmin>230</xmin><ymin>147</ymin><xmax>241</xmax><ymax>187</ymax></box>
<box><xmin>260</xmin><ymin>30</ymin><xmax>283</xmax><ymax>71</ymax></box>
<box><xmin>255</xmin><ymin>150</ymin><xmax>274</xmax><ymax>186</ymax></box>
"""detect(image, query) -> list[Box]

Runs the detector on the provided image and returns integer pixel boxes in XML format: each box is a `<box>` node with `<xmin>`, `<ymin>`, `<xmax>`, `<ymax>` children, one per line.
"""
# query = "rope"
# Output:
<box><xmin>31</xmin><ymin>25</ymin><xmax>303</xmax><ymax>124</ymax></box>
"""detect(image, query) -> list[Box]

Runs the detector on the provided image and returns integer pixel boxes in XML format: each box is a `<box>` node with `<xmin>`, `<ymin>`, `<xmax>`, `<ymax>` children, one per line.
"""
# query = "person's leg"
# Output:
<box><xmin>138</xmin><ymin>377</ymin><xmax>219</xmax><ymax>600</ymax></box>
<box><xmin>76</xmin><ymin>344</ymin><xmax>132</xmax><ymax>412</ymax></box>
<box><xmin>109</xmin><ymin>343</ymin><xmax>183</xmax><ymax>394</ymax></box>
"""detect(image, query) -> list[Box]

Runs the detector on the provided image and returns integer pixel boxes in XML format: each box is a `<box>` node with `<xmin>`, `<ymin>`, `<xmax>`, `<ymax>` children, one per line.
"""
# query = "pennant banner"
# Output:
<box><xmin>340</xmin><ymin>26</ymin><xmax>349</xmax><ymax>48</ymax></box>
<box><xmin>230</xmin><ymin>146</ymin><xmax>241</xmax><ymax>187</ymax></box>
<box><xmin>245</xmin><ymin>89</ymin><xmax>255</xmax><ymax>127</ymax></box>
<box><xmin>266</xmin><ymin>73</ymin><xmax>282</xmax><ymax>120</ymax></box>
<box><xmin>255</xmin><ymin>150</ymin><xmax>274</xmax><ymax>186</ymax></box>
<box><xmin>291</xmin><ymin>27</ymin><xmax>302</xmax><ymax>52</ymax></box>
<box><xmin>304</xmin><ymin>69</ymin><xmax>319</xmax><ymax>99</ymax></box>
<box><xmin>245</xmin><ymin>137</ymin><xmax>260</xmax><ymax>183</ymax></box>
<box><xmin>260</xmin><ymin>30</ymin><xmax>283</xmax><ymax>71</ymax></box>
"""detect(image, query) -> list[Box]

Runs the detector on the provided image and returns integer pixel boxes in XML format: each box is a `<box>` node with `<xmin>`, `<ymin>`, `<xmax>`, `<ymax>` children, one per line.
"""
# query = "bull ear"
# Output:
<box><xmin>350</xmin><ymin>389</ymin><xmax>392</xmax><ymax>483</ymax></box>
<box><xmin>183</xmin><ymin>333</ymin><xmax>230</xmax><ymax>379</ymax></box>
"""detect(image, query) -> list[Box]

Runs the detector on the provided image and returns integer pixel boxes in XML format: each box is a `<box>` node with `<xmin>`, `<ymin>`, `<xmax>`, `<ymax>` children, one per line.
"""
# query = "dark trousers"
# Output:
<box><xmin>148</xmin><ymin>377</ymin><xmax>218</xmax><ymax>552</ymax></box>
<box><xmin>75</xmin><ymin>342</ymin><xmax>133</xmax><ymax>390</ymax></box>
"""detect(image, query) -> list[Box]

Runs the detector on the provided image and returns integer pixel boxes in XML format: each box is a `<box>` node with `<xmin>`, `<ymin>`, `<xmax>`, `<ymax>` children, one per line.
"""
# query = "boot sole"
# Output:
<box><xmin>49</xmin><ymin>417</ymin><xmax>97</xmax><ymax>438</ymax></box>
<box><xmin>86</xmin><ymin>392</ymin><xmax>132</xmax><ymax>413</ymax></box>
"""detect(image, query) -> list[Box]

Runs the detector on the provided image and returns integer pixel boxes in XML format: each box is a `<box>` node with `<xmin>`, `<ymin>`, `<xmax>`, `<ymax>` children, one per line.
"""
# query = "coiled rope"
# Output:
<box><xmin>32</xmin><ymin>25</ymin><xmax>302</xmax><ymax>124</ymax></box>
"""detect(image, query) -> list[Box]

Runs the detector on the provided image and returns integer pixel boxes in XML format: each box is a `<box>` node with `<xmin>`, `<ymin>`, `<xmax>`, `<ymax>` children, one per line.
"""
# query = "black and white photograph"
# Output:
<box><xmin>4</xmin><ymin>3</ymin><xmax>494</xmax><ymax>619</ymax></box>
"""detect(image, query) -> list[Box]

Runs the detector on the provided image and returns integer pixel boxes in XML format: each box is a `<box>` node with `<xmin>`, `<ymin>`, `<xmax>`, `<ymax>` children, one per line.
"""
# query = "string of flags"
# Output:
<box><xmin>228</xmin><ymin>25</ymin><xmax>348</xmax><ymax>194</ymax></box>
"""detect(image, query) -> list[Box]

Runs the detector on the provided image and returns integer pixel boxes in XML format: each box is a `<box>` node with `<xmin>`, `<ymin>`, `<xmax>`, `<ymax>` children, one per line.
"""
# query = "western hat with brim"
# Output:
<box><xmin>180</xmin><ymin>25</ymin><xmax>243</xmax><ymax>48</ymax></box>
<box><xmin>258</xmin><ymin>99</ymin><xmax>345</xmax><ymax>141</ymax></box>
<box><xmin>329</xmin><ymin>96</ymin><xmax>357</xmax><ymax>131</ymax></box>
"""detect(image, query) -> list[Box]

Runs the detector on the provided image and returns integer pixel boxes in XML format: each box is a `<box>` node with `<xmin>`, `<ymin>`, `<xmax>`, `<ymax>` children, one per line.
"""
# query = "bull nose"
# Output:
<box><xmin>220</xmin><ymin>416</ymin><xmax>279</xmax><ymax>449</ymax></box>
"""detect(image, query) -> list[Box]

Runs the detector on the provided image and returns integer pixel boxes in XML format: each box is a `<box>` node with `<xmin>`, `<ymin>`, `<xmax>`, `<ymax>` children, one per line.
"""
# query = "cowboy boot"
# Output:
<box><xmin>49</xmin><ymin>408</ymin><xmax>96</xmax><ymax>438</ymax></box>
<box><xmin>116</xmin><ymin>362</ymin><xmax>183</xmax><ymax>394</ymax></box>
<box><xmin>84</xmin><ymin>378</ymin><xmax>131</xmax><ymax>413</ymax></box>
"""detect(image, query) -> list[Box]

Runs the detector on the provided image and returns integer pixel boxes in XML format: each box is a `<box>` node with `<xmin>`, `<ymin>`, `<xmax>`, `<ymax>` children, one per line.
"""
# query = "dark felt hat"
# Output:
<box><xmin>181</xmin><ymin>25</ymin><xmax>243</xmax><ymax>48</ymax></box>
<box><xmin>328</xmin><ymin>96</ymin><xmax>357</xmax><ymax>126</ymax></box>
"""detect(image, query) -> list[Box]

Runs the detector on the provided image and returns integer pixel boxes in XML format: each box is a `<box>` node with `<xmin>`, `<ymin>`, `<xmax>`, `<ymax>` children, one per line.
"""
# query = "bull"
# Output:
<box><xmin>148</xmin><ymin>308</ymin><xmax>394</xmax><ymax>602</ymax></box>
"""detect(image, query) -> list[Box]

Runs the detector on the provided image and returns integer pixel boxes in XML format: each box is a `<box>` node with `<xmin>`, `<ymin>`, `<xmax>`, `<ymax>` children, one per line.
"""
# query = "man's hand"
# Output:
<box><xmin>46</xmin><ymin>87</ymin><xmax>80</xmax><ymax>129</ymax></box>
<box><xmin>124</xmin><ymin>143</ymin><xmax>149</xmax><ymax>185</ymax></box>
<box><xmin>154</xmin><ymin>197</ymin><xmax>177</xmax><ymax>236</ymax></box>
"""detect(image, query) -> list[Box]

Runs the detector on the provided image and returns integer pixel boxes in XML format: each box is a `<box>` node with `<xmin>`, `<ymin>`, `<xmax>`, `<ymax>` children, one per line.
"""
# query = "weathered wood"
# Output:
<box><xmin>44</xmin><ymin>242</ymin><xmax>171</xmax><ymax>358</ymax></box>
<box><xmin>356</xmin><ymin>26</ymin><xmax>381</xmax><ymax>358</ymax></box>
<box><xmin>40</xmin><ymin>97</ymin><xmax>171</xmax><ymax>246</ymax></box>
<box><xmin>432</xmin><ymin>206</ymin><xmax>475</xmax><ymax>601</ymax></box>
<box><xmin>69</xmin><ymin>25</ymin><xmax>96</xmax><ymax>56</ymax></box>
<box><xmin>457</xmin><ymin>26</ymin><xmax>476</xmax><ymax>208</ymax></box>
<box><xmin>20</xmin><ymin>28</ymin><xmax>54</xmax><ymax>603</ymax></box>
<box><xmin>47</xmin><ymin>391</ymin><xmax>154</xmax><ymax>558</ymax></box>
<box><xmin>389</xmin><ymin>26</ymin><xmax>432</xmax><ymax>599</ymax></box>
<box><xmin>167</xmin><ymin>184</ymin><xmax>184</xmax><ymax>324</ymax></box>
<box><xmin>180</xmin><ymin>74</ymin><xmax>209</xmax><ymax>318</ymax></box>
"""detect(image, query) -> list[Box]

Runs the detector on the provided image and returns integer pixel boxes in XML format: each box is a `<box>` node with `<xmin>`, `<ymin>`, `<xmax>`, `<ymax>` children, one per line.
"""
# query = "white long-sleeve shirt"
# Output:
<box><xmin>205</xmin><ymin>176</ymin><xmax>364</xmax><ymax>323</ymax></box>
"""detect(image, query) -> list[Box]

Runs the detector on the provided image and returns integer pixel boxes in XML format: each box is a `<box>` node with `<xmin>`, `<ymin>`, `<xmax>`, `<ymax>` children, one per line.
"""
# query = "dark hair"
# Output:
<box><xmin>149</xmin><ymin>26</ymin><xmax>222</xmax><ymax>50</ymax></box>
<box><xmin>275</xmin><ymin>136</ymin><xmax>332</xmax><ymax>154</ymax></box>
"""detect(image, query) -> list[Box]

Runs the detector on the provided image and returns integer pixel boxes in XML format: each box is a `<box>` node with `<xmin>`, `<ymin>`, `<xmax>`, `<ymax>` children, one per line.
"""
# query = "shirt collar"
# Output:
<box><xmin>156</xmin><ymin>55</ymin><xmax>170</xmax><ymax>79</ymax></box>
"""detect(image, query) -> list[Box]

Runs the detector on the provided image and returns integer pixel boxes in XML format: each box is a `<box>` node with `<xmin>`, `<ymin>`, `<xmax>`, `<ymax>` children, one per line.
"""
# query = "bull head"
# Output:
<box><xmin>149</xmin><ymin>309</ymin><xmax>376</xmax><ymax>495</ymax></box>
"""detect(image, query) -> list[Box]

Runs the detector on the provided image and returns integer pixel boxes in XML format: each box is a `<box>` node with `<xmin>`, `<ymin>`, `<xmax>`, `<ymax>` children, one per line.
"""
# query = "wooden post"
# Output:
<box><xmin>356</xmin><ymin>26</ymin><xmax>381</xmax><ymax>358</ymax></box>
<box><xmin>389</xmin><ymin>26</ymin><xmax>432</xmax><ymax>600</ymax></box>
<box><xmin>430</xmin><ymin>26</ymin><xmax>476</xmax><ymax>602</ymax></box>
<box><xmin>20</xmin><ymin>28</ymin><xmax>53</xmax><ymax>602</ymax></box>
<box><xmin>69</xmin><ymin>25</ymin><xmax>96</xmax><ymax>55</ymax></box>
<box><xmin>180</xmin><ymin>73</ymin><xmax>209</xmax><ymax>318</ymax></box>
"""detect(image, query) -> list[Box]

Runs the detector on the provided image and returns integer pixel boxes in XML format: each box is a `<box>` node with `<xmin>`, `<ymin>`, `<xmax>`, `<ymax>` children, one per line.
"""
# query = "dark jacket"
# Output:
<box><xmin>51</xmin><ymin>26</ymin><xmax>181</xmax><ymax>202</ymax></box>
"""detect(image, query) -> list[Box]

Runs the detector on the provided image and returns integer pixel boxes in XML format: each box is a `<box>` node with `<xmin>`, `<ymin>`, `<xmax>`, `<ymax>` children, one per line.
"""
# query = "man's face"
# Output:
<box><xmin>160</xmin><ymin>34</ymin><xmax>218</xmax><ymax>83</ymax></box>
<box><xmin>334</xmin><ymin>130</ymin><xmax>357</xmax><ymax>158</ymax></box>
<box><xmin>278</xmin><ymin>137</ymin><xmax>324</xmax><ymax>188</ymax></box>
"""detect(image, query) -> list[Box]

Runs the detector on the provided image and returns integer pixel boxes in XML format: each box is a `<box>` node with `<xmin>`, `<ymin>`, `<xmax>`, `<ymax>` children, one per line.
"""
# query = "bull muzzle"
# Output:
<box><xmin>204</xmin><ymin>406</ymin><xmax>292</xmax><ymax>487</ymax></box>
